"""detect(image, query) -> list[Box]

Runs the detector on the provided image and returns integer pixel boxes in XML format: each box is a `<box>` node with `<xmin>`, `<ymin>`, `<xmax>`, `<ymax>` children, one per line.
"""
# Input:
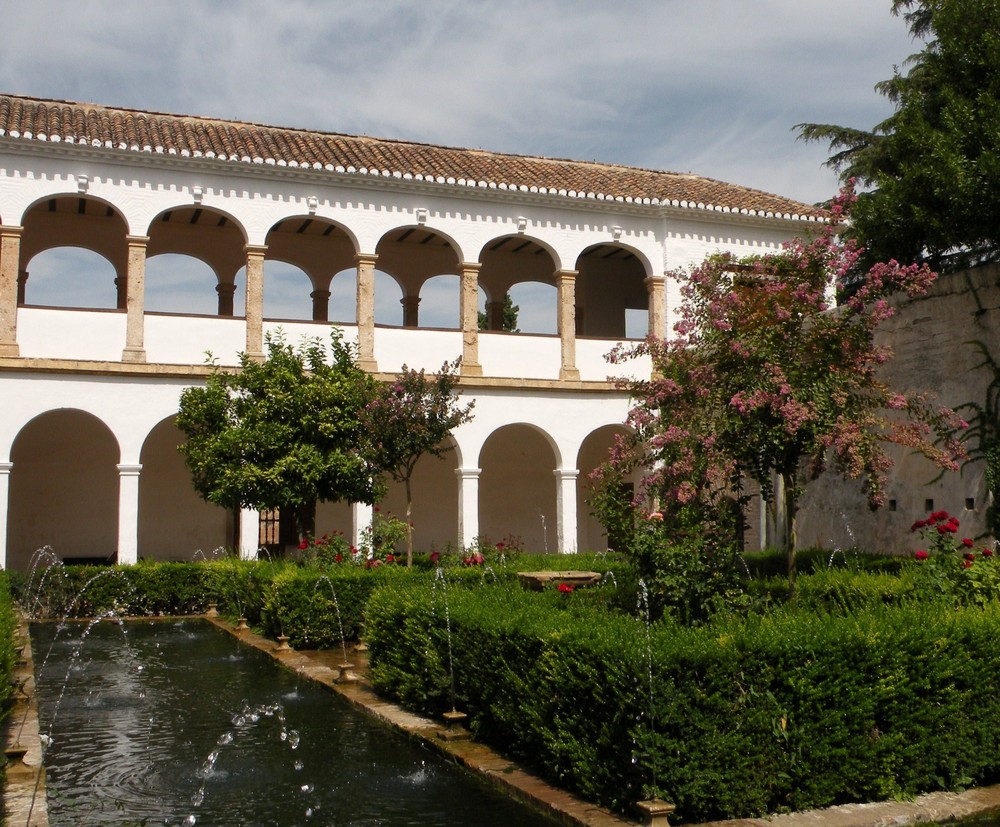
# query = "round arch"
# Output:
<box><xmin>376</xmin><ymin>227</ymin><xmax>462</xmax><ymax>328</ymax></box>
<box><xmin>8</xmin><ymin>409</ymin><xmax>120</xmax><ymax>568</ymax></box>
<box><xmin>22</xmin><ymin>246</ymin><xmax>119</xmax><ymax>309</ymax></box>
<box><xmin>138</xmin><ymin>417</ymin><xmax>232</xmax><ymax>560</ymax></box>
<box><xmin>575</xmin><ymin>243</ymin><xmax>651</xmax><ymax>339</ymax></box>
<box><xmin>478</xmin><ymin>235</ymin><xmax>559</xmax><ymax>334</ymax></box>
<box><xmin>575</xmin><ymin>424</ymin><xmax>635</xmax><ymax>553</ymax></box>
<box><xmin>478</xmin><ymin>423</ymin><xmax>559</xmax><ymax>553</ymax></box>
<box><xmin>145</xmin><ymin>253</ymin><xmax>222</xmax><ymax>315</ymax></box>
<box><xmin>380</xmin><ymin>434</ymin><xmax>461</xmax><ymax>553</ymax></box>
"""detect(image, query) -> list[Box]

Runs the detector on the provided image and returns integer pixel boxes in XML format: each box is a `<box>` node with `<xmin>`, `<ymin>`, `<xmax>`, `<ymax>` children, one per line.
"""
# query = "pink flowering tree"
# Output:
<box><xmin>361</xmin><ymin>358</ymin><xmax>475</xmax><ymax>567</ymax></box>
<box><xmin>601</xmin><ymin>186</ymin><xmax>966</xmax><ymax>587</ymax></box>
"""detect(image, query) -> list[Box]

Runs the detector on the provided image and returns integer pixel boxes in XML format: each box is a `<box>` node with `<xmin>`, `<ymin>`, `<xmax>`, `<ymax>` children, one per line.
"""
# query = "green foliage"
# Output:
<box><xmin>365</xmin><ymin>581</ymin><xmax>1000</xmax><ymax>822</ymax></box>
<box><xmin>798</xmin><ymin>0</ymin><xmax>1000</xmax><ymax>273</ymax></box>
<box><xmin>176</xmin><ymin>330</ymin><xmax>383</xmax><ymax>537</ymax></box>
<box><xmin>0</xmin><ymin>571</ymin><xmax>18</xmax><ymax>726</ymax></box>
<box><xmin>477</xmin><ymin>292</ymin><xmax>520</xmax><ymax>332</ymax></box>
<box><xmin>362</xmin><ymin>359</ymin><xmax>474</xmax><ymax>566</ymax></box>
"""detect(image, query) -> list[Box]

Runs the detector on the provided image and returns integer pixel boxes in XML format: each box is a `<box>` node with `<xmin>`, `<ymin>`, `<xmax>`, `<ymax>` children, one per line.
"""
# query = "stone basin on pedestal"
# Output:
<box><xmin>516</xmin><ymin>571</ymin><xmax>601</xmax><ymax>591</ymax></box>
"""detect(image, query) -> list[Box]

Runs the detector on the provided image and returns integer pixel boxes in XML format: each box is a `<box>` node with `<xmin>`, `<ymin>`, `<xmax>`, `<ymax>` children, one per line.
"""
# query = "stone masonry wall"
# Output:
<box><xmin>795</xmin><ymin>265</ymin><xmax>1000</xmax><ymax>553</ymax></box>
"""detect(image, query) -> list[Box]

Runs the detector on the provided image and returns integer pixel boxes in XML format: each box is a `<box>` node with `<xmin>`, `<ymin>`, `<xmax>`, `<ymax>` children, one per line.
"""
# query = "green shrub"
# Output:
<box><xmin>365</xmin><ymin>582</ymin><xmax>1000</xmax><ymax>823</ymax></box>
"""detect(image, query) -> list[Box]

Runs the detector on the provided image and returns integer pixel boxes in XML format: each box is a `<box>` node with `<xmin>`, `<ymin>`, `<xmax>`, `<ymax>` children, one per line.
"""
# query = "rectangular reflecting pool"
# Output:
<box><xmin>31</xmin><ymin>619</ymin><xmax>559</xmax><ymax>826</ymax></box>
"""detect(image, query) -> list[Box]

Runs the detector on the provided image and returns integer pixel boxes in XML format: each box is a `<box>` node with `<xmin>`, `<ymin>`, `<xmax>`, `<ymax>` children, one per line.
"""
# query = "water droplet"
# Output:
<box><xmin>280</xmin><ymin>730</ymin><xmax>288</xmax><ymax>742</ymax></box>
<box><xmin>183</xmin><ymin>816</ymin><xmax>197</xmax><ymax>826</ymax></box>
<box><xmin>294</xmin><ymin>760</ymin><xmax>304</xmax><ymax>771</ymax></box>
<box><xmin>288</xmin><ymin>731</ymin><xmax>300</xmax><ymax>749</ymax></box>
<box><xmin>138</xmin><ymin>690</ymin><xmax>145</xmax><ymax>699</ymax></box>
<box><xmin>305</xmin><ymin>808</ymin><xmax>313</xmax><ymax>818</ymax></box>
<box><xmin>191</xmin><ymin>786</ymin><xmax>205</xmax><ymax>806</ymax></box>
<box><xmin>300</xmin><ymin>783</ymin><xmax>314</xmax><ymax>794</ymax></box>
<box><xmin>217</xmin><ymin>732</ymin><xmax>233</xmax><ymax>746</ymax></box>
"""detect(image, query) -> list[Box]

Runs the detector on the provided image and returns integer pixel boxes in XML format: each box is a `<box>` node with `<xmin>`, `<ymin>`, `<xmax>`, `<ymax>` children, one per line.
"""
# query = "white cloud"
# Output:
<box><xmin>0</xmin><ymin>1</ymin><xmax>918</xmax><ymax>203</ymax></box>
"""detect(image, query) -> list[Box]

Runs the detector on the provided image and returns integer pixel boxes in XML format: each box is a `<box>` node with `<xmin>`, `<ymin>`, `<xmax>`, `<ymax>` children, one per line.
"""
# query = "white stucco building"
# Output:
<box><xmin>0</xmin><ymin>94</ymin><xmax>821</xmax><ymax>567</ymax></box>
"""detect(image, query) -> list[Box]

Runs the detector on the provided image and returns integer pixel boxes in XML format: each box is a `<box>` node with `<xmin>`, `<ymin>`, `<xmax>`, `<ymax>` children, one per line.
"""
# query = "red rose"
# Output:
<box><xmin>983</xmin><ymin>548</ymin><xmax>995</xmax><ymax>558</ymax></box>
<box><xmin>386</xmin><ymin>554</ymin><xmax>395</xmax><ymax>563</ymax></box>
<box><xmin>964</xmin><ymin>552</ymin><xmax>976</xmax><ymax>562</ymax></box>
<box><xmin>911</xmin><ymin>520</ymin><xmax>926</xmax><ymax>531</ymax></box>
<box><xmin>963</xmin><ymin>559</ymin><xmax>974</xmax><ymax>568</ymax></box>
<box><xmin>915</xmin><ymin>550</ymin><xmax>929</xmax><ymax>560</ymax></box>
<box><xmin>558</xmin><ymin>583</ymin><xmax>575</xmax><ymax>593</ymax></box>
<box><xmin>335</xmin><ymin>554</ymin><xmax>343</xmax><ymax>563</ymax></box>
<box><xmin>298</xmin><ymin>540</ymin><xmax>309</xmax><ymax>550</ymax></box>
<box><xmin>429</xmin><ymin>551</ymin><xmax>441</xmax><ymax>564</ymax></box>
<box><xmin>962</xmin><ymin>538</ymin><xmax>975</xmax><ymax>548</ymax></box>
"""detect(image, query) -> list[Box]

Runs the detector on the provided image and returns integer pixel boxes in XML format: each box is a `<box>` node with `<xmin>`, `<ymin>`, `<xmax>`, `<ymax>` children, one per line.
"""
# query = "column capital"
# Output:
<box><xmin>555</xmin><ymin>268</ymin><xmax>579</xmax><ymax>282</ymax></box>
<box><xmin>245</xmin><ymin>243</ymin><xmax>268</xmax><ymax>258</ymax></box>
<box><xmin>459</xmin><ymin>261</ymin><xmax>482</xmax><ymax>274</ymax></box>
<box><xmin>126</xmin><ymin>234</ymin><xmax>150</xmax><ymax>247</ymax></box>
<box><xmin>0</xmin><ymin>225</ymin><xmax>23</xmax><ymax>239</ymax></box>
<box><xmin>116</xmin><ymin>464</ymin><xmax>143</xmax><ymax>475</ymax></box>
<box><xmin>455</xmin><ymin>467</ymin><xmax>482</xmax><ymax>480</ymax></box>
<box><xmin>554</xmin><ymin>468</ymin><xmax>580</xmax><ymax>482</ymax></box>
<box><xmin>354</xmin><ymin>252</ymin><xmax>379</xmax><ymax>266</ymax></box>
<box><xmin>644</xmin><ymin>274</ymin><xmax>666</xmax><ymax>286</ymax></box>
<box><xmin>0</xmin><ymin>462</ymin><xmax>12</xmax><ymax>474</ymax></box>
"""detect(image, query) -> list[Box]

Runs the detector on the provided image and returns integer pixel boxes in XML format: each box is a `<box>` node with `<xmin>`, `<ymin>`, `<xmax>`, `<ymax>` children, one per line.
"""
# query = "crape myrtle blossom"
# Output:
<box><xmin>596</xmin><ymin>183</ymin><xmax>966</xmax><ymax>580</ymax></box>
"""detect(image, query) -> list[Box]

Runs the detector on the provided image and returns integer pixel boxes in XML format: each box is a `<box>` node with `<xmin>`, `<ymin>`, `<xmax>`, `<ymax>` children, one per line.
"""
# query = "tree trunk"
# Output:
<box><xmin>405</xmin><ymin>477</ymin><xmax>414</xmax><ymax>568</ymax></box>
<box><xmin>781</xmin><ymin>471</ymin><xmax>798</xmax><ymax>596</ymax></box>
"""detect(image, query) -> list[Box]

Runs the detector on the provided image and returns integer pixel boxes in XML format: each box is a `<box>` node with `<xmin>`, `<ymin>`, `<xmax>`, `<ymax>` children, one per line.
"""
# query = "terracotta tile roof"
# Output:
<box><xmin>0</xmin><ymin>94</ymin><xmax>824</xmax><ymax>220</ymax></box>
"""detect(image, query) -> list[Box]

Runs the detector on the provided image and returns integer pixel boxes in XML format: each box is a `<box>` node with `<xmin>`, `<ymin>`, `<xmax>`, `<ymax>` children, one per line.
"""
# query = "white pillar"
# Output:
<box><xmin>116</xmin><ymin>464</ymin><xmax>142</xmax><ymax>565</ymax></box>
<box><xmin>239</xmin><ymin>508</ymin><xmax>260</xmax><ymax>560</ymax></box>
<box><xmin>554</xmin><ymin>468</ymin><xmax>579</xmax><ymax>554</ymax></box>
<box><xmin>456</xmin><ymin>467</ymin><xmax>481</xmax><ymax>551</ymax></box>
<box><xmin>0</xmin><ymin>462</ymin><xmax>11</xmax><ymax>569</ymax></box>
<box><xmin>352</xmin><ymin>502</ymin><xmax>373</xmax><ymax>550</ymax></box>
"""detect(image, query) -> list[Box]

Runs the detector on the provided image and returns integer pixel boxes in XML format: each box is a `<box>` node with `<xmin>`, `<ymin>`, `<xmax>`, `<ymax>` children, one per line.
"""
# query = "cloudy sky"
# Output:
<box><xmin>0</xmin><ymin>1</ymin><xmax>918</xmax><ymax>206</ymax></box>
<box><xmin>0</xmin><ymin>2</ymin><xmax>921</xmax><ymax>330</ymax></box>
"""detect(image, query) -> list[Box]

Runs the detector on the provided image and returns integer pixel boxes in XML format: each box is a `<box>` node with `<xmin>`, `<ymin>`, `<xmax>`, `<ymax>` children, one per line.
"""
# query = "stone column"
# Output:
<box><xmin>16</xmin><ymin>270</ymin><xmax>27</xmax><ymax>306</ymax></box>
<box><xmin>245</xmin><ymin>244</ymin><xmax>267</xmax><ymax>360</ymax></box>
<box><xmin>554</xmin><ymin>468</ymin><xmax>579</xmax><ymax>554</ymax></box>
<box><xmin>216</xmin><ymin>282</ymin><xmax>237</xmax><ymax>317</ymax></box>
<box><xmin>456</xmin><ymin>467</ymin><xmax>481</xmax><ymax>550</ymax></box>
<box><xmin>115</xmin><ymin>273</ymin><xmax>127</xmax><ymax>310</ymax></box>
<box><xmin>239</xmin><ymin>508</ymin><xmax>260</xmax><ymax>560</ymax></box>
<box><xmin>352</xmin><ymin>502</ymin><xmax>373</xmax><ymax>550</ymax></box>
<box><xmin>556</xmin><ymin>269</ymin><xmax>580</xmax><ymax>380</ymax></box>
<box><xmin>355</xmin><ymin>253</ymin><xmax>378</xmax><ymax>371</ymax></box>
<box><xmin>645</xmin><ymin>275</ymin><xmax>666</xmax><ymax>340</ymax></box>
<box><xmin>311</xmin><ymin>289</ymin><xmax>331</xmax><ymax>322</ymax></box>
<box><xmin>122</xmin><ymin>235</ymin><xmax>149</xmax><ymax>362</ymax></box>
<box><xmin>0</xmin><ymin>462</ymin><xmax>11</xmax><ymax>569</ymax></box>
<box><xmin>401</xmin><ymin>295</ymin><xmax>420</xmax><ymax>328</ymax></box>
<box><xmin>0</xmin><ymin>226</ymin><xmax>23</xmax><ymax>356</ymax></box>
<box><xmin>459</xmin><ymin>263</ymin><xmax>483</xmax><ymax>376</ymax></box>
<box><xmin>116</xmin><ymin>464</ymin><xmax>142</xmax><ymax>565</ymax></box>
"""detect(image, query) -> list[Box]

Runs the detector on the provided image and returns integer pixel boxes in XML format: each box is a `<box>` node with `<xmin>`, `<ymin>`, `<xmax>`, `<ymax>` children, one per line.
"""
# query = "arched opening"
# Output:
<box><xmin>265</xmin><ymin>217</ymin><xmax>357</xmax><ymax>322</ymax></box>
<box><xmin>478</xmin><ymin>236</ymin><xmax>557</xmax><ymax>334</ymax></box>
<box><xmin>576</xmin><ymin>244</ymin><xmax>650</xmax><ymax>339</ymax></box>
<box><xmin>576</xmin><ymin>425</ymin><xmax>635</xmax><ymax>553</ymax></box>
<box><xmin>329</xmin><ymin>269</ymin><xmax>357</xmax><ymax>323</ymax></box>
<box><xmin>479</xmin><ymin>424</ymin><xmax>557</xmax><ymax>553</ymax></box>
<box><xmin>417</xmin><ymin>274</ymin><xmax>460</xmax><ymax>329</ymax></box>
<box><xmin>22</xmin><ymin>247</ymin><xmax>119</xmax><ymax>309</ymax></box>
<box><xmin>8</xmin><ymin>410</ymin><xmax>119</xmax><ymax>568</ymax></box>
<box><xmin>375</xmin><ymin>271</ymin><xmax>404</xmax><ymax>326</ymax></box>
<box><xmin>147</xmin><ymin>206</ymin><xmax>247</xmax><ymax>317</ymax></box>
<box><xmin>145</xmin><ymin>254</ymin><xmax>222</xmax><ymax>315</ymax></box>
<box><xmin>376</xmin><ymin>228</ymin><xmax>461</xmax><ymax>329</ymax></box>
<box><xmin>507</xmin><ymin>282</ymin><xmax>557</xmax><ymax>335</ymax></box>
<box><xmin>380</xmin><ymin>435</ymin><xmax>460</xmax><ymax>552</ymax></box>
<box><xmin>139</xmin><ymin>418</ymin><xmax>232</xmax><ymax>560</ymax></box>
<box><xmin>263</xmin><ymin>260</ymin><xmax>314</xmax><ymax>321</ymax></box>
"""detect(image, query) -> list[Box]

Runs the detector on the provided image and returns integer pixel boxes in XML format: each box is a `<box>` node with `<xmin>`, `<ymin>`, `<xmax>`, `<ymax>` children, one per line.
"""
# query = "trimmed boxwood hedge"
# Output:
<box><xmin>364</xmin><ymin>580</ymin><xmax>1000</xmax><ymax>823</ymax></box>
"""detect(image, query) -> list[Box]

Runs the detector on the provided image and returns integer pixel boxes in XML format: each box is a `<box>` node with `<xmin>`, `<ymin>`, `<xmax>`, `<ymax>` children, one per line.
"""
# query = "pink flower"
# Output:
<box><xmin>648</xmin><ymin>511</ymin><xmax>664</xmax><ymax>522</ymax></box>
<box><xmin>915</xmin><ymin>550</ymin><xmax>928</xmax><ymax>561</ymax></box>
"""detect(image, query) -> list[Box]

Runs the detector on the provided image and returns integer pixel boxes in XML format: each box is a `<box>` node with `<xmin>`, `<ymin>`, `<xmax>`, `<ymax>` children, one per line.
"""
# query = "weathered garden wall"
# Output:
<box><xmin>796</xmin><ymin>265</ymin><xmax>1000</xmax><ymax>553</ymax></box>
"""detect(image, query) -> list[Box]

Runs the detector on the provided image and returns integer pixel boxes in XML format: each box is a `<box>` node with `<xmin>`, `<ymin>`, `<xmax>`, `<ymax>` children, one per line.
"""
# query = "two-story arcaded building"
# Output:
<box><xmin>0</xmin><ymin>94</ymin><xmax>822</xmax><ymax>568</ymax></box>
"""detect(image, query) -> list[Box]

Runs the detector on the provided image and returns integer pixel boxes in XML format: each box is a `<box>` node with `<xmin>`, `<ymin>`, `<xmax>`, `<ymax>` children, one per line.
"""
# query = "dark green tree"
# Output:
<box><xmin>361</xmin><ymin>358</ymin><xmax>475</xmax><ymax>566</ymax></box>
<box><xmin>477</xmin><ymin>293</ymin><xmax>520</xmax><ymax>332</ymax></box>
<box><xmin>176</xmin><ymin>330</ymin><xmax>383</xmax><ymax>542</ymax></box>
<box><xmin>798</xmin><ymin>0</ymin><xmax>1000</xmax><ymax>274</ymax></box>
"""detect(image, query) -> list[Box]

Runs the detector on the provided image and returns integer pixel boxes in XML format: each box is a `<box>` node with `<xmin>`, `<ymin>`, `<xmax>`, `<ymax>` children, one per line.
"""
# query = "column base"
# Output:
<box><xmin>0</xmin><ymin>342</ymin><xmax>19</xmax><ymax>357</ymax></box>
<box><xmin>460</xmin><ymin>361</ymin><xmax>483</xmax><ymax>377</ymax></box>
<box><xmin>559</xmin><ymin>367</ymin><xmax>581</xmax><ymax>381</ymax></box>
<box><xmin>121</xmin><ymin>347</ymin><xmax>146</xmax><ymax>363</ymax></box>
<box><xmin>358</xmin><ymin>357</ymin><xmax>379</xmax><ymax>372</ymax></box>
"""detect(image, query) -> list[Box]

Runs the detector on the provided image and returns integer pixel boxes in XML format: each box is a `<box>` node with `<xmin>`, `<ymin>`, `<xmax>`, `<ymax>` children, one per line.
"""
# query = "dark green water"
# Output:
<box><xmin>30</xmin><ymin>619</ymin><xmax>558</xmax><ymax>826</ymax></box>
